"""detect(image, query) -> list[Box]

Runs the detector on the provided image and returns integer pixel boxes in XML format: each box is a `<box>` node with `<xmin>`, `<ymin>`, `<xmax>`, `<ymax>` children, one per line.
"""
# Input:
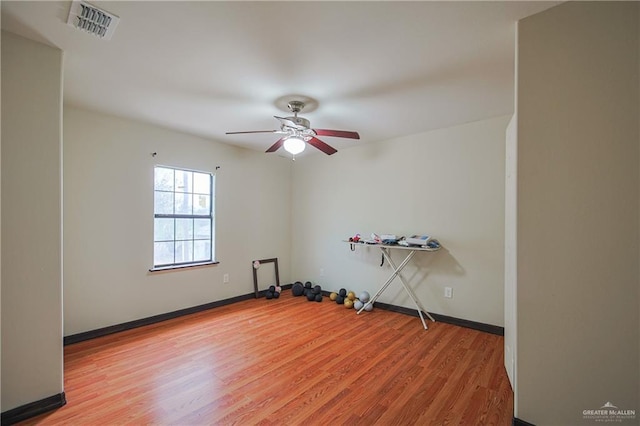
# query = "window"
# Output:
<box><xmin>153</xmin><ymin>166</ymin><xmax>215</xmax><ymax>269</ymax></box>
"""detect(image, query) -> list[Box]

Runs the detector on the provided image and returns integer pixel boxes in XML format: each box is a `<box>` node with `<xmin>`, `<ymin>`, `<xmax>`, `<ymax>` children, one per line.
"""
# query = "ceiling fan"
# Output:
<box><xmin>225</xmin><ymin>100</ymin><xmax>360</xmax><ymax>156</ymax></box>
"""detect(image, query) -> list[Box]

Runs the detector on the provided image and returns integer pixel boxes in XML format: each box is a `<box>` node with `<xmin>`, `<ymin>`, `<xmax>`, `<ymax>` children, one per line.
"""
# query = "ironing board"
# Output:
<box><xmin>345</xmin><ymin>241</ymin><xmax>440</xmax><ymax>329</ymax></box>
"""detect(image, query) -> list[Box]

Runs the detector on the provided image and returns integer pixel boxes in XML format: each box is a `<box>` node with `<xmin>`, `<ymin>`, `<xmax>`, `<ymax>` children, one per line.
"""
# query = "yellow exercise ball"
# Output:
<box><xmin>347</xmin><ymin>291</ymin><xmax>356</xmax><ymax>301</ymax></box>
<box><xmin>329</xmin><ymin>292</ymin><xmax>338</xmax><ymax>301</ymax></box>
<box><xmin>344</xmin><ymin>299</ymin><xmax>354</xmax><ymax>309</ymax></box>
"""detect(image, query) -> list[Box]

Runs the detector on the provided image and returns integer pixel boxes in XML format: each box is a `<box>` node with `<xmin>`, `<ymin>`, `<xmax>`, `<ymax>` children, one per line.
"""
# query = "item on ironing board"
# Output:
<box><xmin>362</xmin><ymin>232</ymin><xmax>381</xmax><ymax>244</ymax></box>
<box><xmin>426</xmin><ymin>239</ymin><xmax>441</xmax><ymax>249</ymax></box>
<box><xmin>406</xmin><ymin>235</ymin><xmax>432</xmax><ymax>246</ymax></box>
<box><xmin>380</xmin><ymin>234</ymin><xmax>398</xmax><ymax>245</ymax></box>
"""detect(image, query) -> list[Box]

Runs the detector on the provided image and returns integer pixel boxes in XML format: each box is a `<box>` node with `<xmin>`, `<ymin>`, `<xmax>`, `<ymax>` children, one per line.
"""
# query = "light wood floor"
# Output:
<box><xmin>22</xmin><ymin>292</ymin><xmax>513</xmax><ymax>425</ymax></box>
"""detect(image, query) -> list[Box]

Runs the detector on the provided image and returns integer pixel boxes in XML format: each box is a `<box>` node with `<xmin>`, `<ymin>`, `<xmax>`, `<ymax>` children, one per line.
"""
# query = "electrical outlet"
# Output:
<box><xmin>444</xmin><ymin>287</ymin><xmax>453</xmax><ymax>299</ymax></box>
<box><xmin>223</xmin><ymin>273</ymin><xmax>229</xmax><ymax>283</ymax></box>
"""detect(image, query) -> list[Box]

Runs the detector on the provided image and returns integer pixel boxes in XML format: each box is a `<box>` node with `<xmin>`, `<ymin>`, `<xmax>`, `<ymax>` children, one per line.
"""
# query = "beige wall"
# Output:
<box><xmin>63</xmin><ymin>107</ymin><xmax>292</xmax><ymax>335</ymax></box>
<box><xmin>291</xmin><ymin>115</ymin><xmax>508</xmax><ymax>327</ymax></box>
<box><xmin>516</xmin><ymin>2</ymin><xmax>639</xmax><ymax>424</ymax></box>
<box><xmin>1</xmin><ymin>31</ymin><xmax>64</xmax><ymax>411</ymax></box>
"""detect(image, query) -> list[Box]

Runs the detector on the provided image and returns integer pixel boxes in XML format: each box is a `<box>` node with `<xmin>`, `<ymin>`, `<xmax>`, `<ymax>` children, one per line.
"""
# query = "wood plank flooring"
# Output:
<box><xmin>21</xmin><ymin>292</ymin><xmax>513</xmax><ymax>425</ymax></box>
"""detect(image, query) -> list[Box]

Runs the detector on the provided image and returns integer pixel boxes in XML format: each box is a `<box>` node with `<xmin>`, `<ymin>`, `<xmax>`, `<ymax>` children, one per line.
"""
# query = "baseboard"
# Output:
<box><xmin>64</xmin><ymin>283</ymin><xmax>501</xmax><ymax>346</ymax></box>
<box><xmin>317</xmin><ymin>291</ymin><xmax>503</xmax><ymax>335</ymax></box>
<box><xmin>1</xmin><ymin>392</ymin><xmax>66</xmax><ymax>426</ymax></box>
<box><xmin>373</xmin><ymin>301</ymin><xmax>504</xmax><ymax>335</ymax></box>
<box><xmin>64</xmin><ymin>284</ymin><xmax>294</xmax><ymax>346</ymax></box>
<box><xmin>513</xmin><ymin>417</ymin><xmax>536</xmax><ymax>426</ymax></box>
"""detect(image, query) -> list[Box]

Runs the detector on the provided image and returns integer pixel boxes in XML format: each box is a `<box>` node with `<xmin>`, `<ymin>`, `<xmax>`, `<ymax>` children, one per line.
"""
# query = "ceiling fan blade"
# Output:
<box><xmin>313</xmin><ymin>129</ymin><xmax>360</xmax><ymax>139</ymax></box>
<box><xmin>265</xmin><ymin>137</ymin><xmax>286</xmax><ymax>153</ymax></box>
<box><xmin>226</xmin><ymin>130</ymin><xmax>278</xmax><ymax>135</ymax></box>
<box><xmin>308</xmin><ymin>137</ymin><xmax>338</xmax><ymax>155</ymax></box>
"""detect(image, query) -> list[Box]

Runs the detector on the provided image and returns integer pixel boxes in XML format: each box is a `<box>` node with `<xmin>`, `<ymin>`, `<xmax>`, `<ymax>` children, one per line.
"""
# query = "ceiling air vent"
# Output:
<box><xmin>67</xmin><ymin>1</ymin><xmax>120</xmax><ymax>40</ymax></box>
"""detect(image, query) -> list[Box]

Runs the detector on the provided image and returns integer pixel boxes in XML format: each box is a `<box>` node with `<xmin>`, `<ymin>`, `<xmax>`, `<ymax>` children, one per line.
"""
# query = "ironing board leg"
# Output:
<box><xmin>382</xmin><ymin>249</ymin><xmax>436</xmax><ymax>326</ymax></box>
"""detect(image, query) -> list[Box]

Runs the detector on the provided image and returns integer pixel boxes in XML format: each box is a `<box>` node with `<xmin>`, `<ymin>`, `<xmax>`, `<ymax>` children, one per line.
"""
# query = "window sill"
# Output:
<box><xmin>149</xmin><ymin>261</ymin><xmax>219</xmax><ymax>273</ymax></box>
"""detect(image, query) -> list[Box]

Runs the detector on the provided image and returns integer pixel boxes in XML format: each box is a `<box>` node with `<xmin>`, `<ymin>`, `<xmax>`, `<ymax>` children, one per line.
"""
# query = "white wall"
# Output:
<box><xmin>291</xmin><ymin>115</ymin><xmax>508</xmax><ymax>327</ymax></box>
<box><xmin>516</xmin><ymin>2</ymin><xmax>639</xmax><ymax>424</ymax></box>
<box><xmin>1</xmin><ymin>31</ymin><xmax>64</xmax><ymax>411</ymax></box>
<box><xmin>63</xmin><ymin>107</ymin><xmax>292</xmax><ymax>335</ymax></box>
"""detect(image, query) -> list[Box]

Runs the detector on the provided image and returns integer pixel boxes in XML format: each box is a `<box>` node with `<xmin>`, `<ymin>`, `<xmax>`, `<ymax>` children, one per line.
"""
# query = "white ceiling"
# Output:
<box><xmin>1</xmin><ymin>1</ymin><xmax>558</xmax><ymax>156</ymax></box>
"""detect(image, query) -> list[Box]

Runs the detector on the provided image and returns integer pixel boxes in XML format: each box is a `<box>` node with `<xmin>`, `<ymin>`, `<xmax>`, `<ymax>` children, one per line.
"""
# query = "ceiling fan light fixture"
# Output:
<box><xmin>283</xmin><ymin>137</ymin><xmax>306</xmax><ymax>155</ymax></box>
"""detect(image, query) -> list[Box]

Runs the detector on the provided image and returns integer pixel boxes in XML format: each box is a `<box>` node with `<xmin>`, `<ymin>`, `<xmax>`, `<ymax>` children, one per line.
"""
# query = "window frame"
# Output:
<box><xmin>150</xmin><ymin>165</ymin><xmax>217</xmax><ymax>272</ymax></box>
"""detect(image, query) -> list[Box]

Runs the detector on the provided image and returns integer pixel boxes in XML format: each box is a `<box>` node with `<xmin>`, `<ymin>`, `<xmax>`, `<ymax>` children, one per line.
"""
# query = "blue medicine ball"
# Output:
<box><xmin>292</xmin><ymin>283</ymin><xmax>304</xmax><ymax>296</ymax></box>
